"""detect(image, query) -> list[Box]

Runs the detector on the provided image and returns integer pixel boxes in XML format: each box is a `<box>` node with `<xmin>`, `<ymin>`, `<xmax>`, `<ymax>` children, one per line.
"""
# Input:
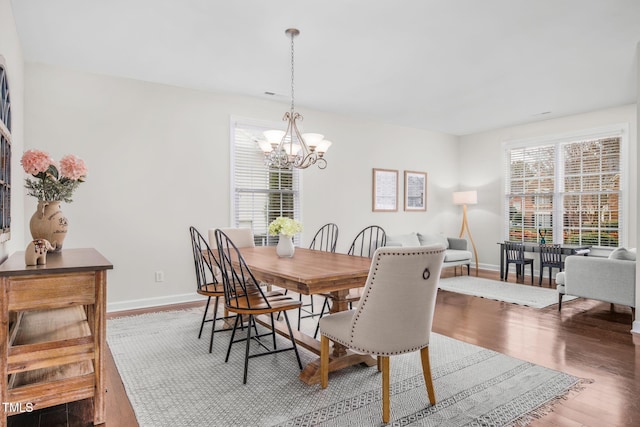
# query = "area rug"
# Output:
<box><xmin>438</xmin><ymin>276</ymin><xmax>578</xmax><ymax>308</ymax></box>
<box><xmin>107</xmin><ymin>307</ymin><xmax>585</xmax><ymax>426</ymax></box>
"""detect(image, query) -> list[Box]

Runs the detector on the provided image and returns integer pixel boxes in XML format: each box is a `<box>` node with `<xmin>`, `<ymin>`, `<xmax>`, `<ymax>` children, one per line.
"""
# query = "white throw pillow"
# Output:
<box><xmin>386</xmin><ymin>232</ymin><xmax>421</xmax><ymax>247</ymax></box>
<box><xmin>417</xmin><ymin>232</ymin><xmax>449</xmax><ymax>249</ymax></box>
<box><xmin>608</xmin><ymin>247</ymin><xmax>637</xmax><ymax>261</ymax></box>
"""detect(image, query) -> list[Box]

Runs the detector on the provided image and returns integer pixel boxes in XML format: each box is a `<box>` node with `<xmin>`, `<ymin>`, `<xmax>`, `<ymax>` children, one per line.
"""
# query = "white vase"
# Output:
<box><xmin>276</xmin><ymin>234</ymin><xmax>295</xmax><ymax>258</ymax></box>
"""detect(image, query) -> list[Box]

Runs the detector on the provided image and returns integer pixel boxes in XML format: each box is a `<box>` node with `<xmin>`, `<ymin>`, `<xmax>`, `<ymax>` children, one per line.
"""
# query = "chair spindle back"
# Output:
<box><xmin>309</xmin><ymin>223</ymin><xmax>339</xmax><ymax>252</ymax></box>
<box><xmin>348</xmin><ymin>225</ymin><xmax>387</xmax><ymax>257</ymax></box>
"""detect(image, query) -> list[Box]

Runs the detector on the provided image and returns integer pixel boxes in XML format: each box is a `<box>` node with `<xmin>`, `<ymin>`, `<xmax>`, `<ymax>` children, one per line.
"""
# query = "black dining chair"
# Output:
<box><xmin>189</xmin><ymin>226</ymin><xmax>235</xmax><ymax>353</ymax></box>
<box><xmin>309</xmin><ymin>223</ymin><xmax>339</xmax><ymax>253</ymax></box>
<box><xmin>288</xmin><ymin>223</ymin><xmax>340</xmax><ymax>331</ymax></box>
<box><xmin>348</xmin><ymin>225</ymin><xmax>386</xmax><ymax>257</ymax></box>
<box><xmin>278</xmin><ymin>223</ymin><xmax>340</xmax><ymax>329</ymax></box>
<box><xmin>214</xmin><ymin>229</ymin><xmax>303</xmax><ymax>384</ymax></box>
<box><xmin>313</xmin><ymin>225</ymin><xmax>385</xmax><ymax>338</ymax></box>
<box><xmin>539</xmin><ymin>243</ymin><xmax>564</xmax><ymax>287</ymax></box>
<box><xmin>504</xmin><ymin>241</ymin><xmax>534</xmax><ymax>284</ymax></box>
<box><xmin>298</xmin><ymin>224</ymin><xmax>339</xmax><ymax>327</ymax></box>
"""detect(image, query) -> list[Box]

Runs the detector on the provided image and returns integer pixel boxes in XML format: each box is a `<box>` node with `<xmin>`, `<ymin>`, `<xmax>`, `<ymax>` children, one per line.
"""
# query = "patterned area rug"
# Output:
<box><xmin>107</xmin><ymin>307</ymin><xmax>585</xmax><ymax>426</ymax></box>
<box><xmin>439</xmin><ymin>276</ymin><xmax>578</xmax><ymax>308</ymax></box>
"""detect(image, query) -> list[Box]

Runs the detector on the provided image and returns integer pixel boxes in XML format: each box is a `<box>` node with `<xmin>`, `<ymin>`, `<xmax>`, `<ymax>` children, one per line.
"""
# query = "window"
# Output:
<box><xmin>504</xmin><ymin>126</ymin><xmax>625</xmax><ymax>248</ymax></box>
<box><xmin>0</xmin><ymin>57</ymin><xmax>11</xmax><ymax>243</ymax></box>
<box><xmin>231</xmin><ymin>119</ymin><xmax>301</xmax><ymax>246</ymax></box>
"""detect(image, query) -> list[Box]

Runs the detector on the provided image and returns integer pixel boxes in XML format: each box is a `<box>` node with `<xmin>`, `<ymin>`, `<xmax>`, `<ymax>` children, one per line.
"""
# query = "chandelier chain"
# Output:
<box><xmin>290</xmin><ymin>30</ymin><xmax>295</xmax><ymax>114</ymax></box>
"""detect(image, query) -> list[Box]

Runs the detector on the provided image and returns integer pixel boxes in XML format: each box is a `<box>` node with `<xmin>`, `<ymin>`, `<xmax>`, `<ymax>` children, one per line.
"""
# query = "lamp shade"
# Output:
<box><xmin>453</xmin><ymin>190</ymin><xmax>477</xmax><ymax>205</ymax></box>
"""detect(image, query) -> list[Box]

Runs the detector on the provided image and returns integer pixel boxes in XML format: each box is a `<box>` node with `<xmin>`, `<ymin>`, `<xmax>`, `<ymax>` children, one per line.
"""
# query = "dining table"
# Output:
<box><xmin>497</xmin><ymin>242</ymin><xmax>591</xmax><ymax>280</ymax></box>
<box><xmin>236</xmin><ymin>246</ymin><xmax>375</xmax><ymax>385</ymax></box>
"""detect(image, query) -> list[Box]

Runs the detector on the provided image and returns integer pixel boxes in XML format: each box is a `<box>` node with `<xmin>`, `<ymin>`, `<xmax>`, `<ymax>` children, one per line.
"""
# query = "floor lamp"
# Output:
<box><xmin>453</xmin><ymin>191</ymin><xmax>479</xmax><ymax>275</ymax></box>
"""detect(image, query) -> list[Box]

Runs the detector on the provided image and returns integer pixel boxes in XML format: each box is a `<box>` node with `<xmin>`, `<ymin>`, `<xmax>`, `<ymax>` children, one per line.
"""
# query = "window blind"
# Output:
<box><xmin>504</xmin><ymin>132</ymin><xmax>622</xmax><ymax>248</ymax></box>
<box><xmin>231</xmin><ymin>121</ymin><xmax>301</xmax><ymax>246</ymax></box>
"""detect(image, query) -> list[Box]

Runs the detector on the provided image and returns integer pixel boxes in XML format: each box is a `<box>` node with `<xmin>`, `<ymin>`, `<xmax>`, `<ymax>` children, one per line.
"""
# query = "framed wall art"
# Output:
<box><xmin>404</xmin><ymin>170</ymin><xmax>427</xmax><ymax>211</ymax></box>
<box><xmin>372</xmin><ymin>168</ymin><xmax>398</xmax><ymax>212</ymax></box>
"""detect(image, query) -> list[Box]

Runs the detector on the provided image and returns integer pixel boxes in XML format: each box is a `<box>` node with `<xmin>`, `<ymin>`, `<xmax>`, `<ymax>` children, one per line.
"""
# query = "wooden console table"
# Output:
<box><xmin>0</xmin><ymin>248</ymin><xmax>112</xmax><ymax>426</ymax></box>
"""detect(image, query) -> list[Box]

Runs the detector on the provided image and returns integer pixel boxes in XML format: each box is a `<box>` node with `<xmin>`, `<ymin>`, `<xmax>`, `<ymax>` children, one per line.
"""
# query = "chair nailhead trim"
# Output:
<box><xmin>342</xmin><ymin>248</ymin><xmax>444</xmax><ymax>350</ymax></box>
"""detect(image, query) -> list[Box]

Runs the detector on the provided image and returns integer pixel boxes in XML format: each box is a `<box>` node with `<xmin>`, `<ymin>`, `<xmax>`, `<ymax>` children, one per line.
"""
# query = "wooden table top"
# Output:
<box><xmin>238</xmin><ymin>246</ymin><xmax>372</xmax><ymax>295</ymax></box>
<box><xmin>0</xmin><ymin>248</ymin><xmax>113</xmax><ymax>277</ymax></box>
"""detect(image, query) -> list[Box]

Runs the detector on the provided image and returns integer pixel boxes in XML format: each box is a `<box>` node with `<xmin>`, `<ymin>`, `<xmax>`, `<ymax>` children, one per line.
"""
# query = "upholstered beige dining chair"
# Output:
<box><xmin>209</xmin><ymin>227</ymin><xmax>255</xmax><ymax>249</ymax></box>
<box><xmin>209</xmin><ymin>227</ymin><xmax>275</xmax><ymax>293</ymax></box>
<box><xmin>319</xmin><ymin>246</ymin><xmax>445</xmax><ymax>423</ymax></box>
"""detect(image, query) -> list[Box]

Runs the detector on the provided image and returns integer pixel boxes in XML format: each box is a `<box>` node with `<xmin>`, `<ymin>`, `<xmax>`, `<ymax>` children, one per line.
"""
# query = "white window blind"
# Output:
<box><xmin>231</xmin><ymin>120</ymin><xmax>301</xmax><ymax>246</ymax></box>
<box><xmin>504</xmin><ymin>130</ymin><xmax>623</xmax><ymax>248</ymax></box>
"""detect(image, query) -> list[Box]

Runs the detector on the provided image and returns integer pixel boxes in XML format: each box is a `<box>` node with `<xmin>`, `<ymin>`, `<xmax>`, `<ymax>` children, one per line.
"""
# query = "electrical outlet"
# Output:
<box><xmin>155</xmin><ymin>271</ymin><xmax>165</xmax><ymax>282</ymax></box>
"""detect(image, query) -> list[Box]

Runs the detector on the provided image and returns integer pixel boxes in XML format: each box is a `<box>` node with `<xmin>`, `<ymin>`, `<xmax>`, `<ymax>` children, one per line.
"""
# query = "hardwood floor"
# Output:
<box><xmin>8</xmin><ymin>269</ymin><xmax>638</xmax><ymax>426</ymax></box>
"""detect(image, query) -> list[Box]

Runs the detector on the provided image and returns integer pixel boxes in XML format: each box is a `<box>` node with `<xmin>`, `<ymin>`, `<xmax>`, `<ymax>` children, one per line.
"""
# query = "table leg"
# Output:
<box><xmin>328</xmin><ymin>290</ymin><xmax>349</xmax><ymax>358</ymax></box>
<box><xmin>256</xmin><ymin>288</ymin><xmax>376</xmax><ymax>385</ymax></box>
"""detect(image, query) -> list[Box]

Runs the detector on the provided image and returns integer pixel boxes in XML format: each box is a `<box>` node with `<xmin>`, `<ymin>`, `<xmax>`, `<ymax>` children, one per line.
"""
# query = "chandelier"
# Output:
<box><xmin>257</xmin><ymin>28</ymin><xmax>332</xmax><ymax>170</ymax></box>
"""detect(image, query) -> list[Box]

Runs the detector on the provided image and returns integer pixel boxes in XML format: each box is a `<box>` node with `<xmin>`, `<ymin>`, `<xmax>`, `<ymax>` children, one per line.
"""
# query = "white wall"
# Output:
<box><xmin>458</xmin><ymin>105</ymin><xmax>638</xmax><ymax>270</ymax></box>
<box><xmin>0</xmin><ymin>0</ymin><xmax>26</xmax><ymax>259</ymax></box>
<box><xmin>23</xmin><ymin>63</ymin><xmax>459</xmax><ymax>310</ymax></box>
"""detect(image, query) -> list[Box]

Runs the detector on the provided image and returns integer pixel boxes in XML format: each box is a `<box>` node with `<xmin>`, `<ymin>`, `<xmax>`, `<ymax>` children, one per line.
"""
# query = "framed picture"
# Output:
<box><xmin>404</xmin><ymin>171</ymin><xmax>427</xmax><ymax>211</ymax></box>
<box><xmin>372</xmin><ymin>168</ymin><xmax>398</xmax><ymax>212</ymax></box>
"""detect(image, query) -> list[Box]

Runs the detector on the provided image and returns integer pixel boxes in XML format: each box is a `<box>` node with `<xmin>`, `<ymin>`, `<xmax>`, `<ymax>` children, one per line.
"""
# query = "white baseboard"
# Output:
<box><xmin>107</xmin><ymin>292</ymin><xmax>204</xmax><ymax>313</ymax></box>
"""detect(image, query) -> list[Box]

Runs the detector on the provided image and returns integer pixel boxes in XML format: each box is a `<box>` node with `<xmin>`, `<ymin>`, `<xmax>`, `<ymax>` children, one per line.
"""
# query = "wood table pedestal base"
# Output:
<box><xmin>255</xmin><ymin>314</ymin><xmax>376</xmax><ymax>385</ymax></box>
<box><xmin>299</xmin><ymin>352</ymin><xmax>377</xmax><ymax>385</ymax></box>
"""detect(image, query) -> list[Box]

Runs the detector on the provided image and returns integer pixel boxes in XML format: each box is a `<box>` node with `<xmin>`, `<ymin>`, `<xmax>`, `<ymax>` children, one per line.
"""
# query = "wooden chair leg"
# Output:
<box><xmin>381</xmin><ymin>356</ymin><xmax>390</xmax><ymax>423</ymax></box>
<box><xmin>558</xmin><ymin>294</ymin><xmax>563</xmax><ymax>311</ymax></box>
<box><xmin>320</xmin><ymin>335</ymin><xmax>330</xmax><ymax>389</ymax></box>
<box><xmin>420</xmin><ymin>346</ymin><xmax>436</xmax><ymax>405</ymax></box>
<box><xmin>377</xmin><ymin>355</ymin><xmax>382</xmax><ymax>372</ymax></box>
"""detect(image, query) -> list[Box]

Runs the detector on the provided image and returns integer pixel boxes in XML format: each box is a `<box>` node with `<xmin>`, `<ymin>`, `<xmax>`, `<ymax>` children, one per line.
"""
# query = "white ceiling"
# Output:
<box><xmin>10</xmin><ymin>0</ymin><xmax>640</xmax><ymax>135</ymax></box>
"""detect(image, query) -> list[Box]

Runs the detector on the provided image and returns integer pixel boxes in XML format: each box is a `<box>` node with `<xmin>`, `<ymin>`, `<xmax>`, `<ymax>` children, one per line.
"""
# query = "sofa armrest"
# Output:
<box><xmin>564</xmin><ymin>256</ymin><xmax>636</xmax><ymax>307</ymax></box>
<box><xmin>447</xmin><ymin>237</ymin><xmax>467</xmax><ymax>251</ymax></box>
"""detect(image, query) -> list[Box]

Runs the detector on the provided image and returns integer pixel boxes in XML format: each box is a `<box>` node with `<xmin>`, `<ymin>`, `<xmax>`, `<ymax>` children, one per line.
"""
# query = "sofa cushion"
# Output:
<box><xmin>417</xmin><ymin>232</ymin><xmax>449</xmax><ymax>249</ymax></box>
<box><xmin>608</xmin><ymin>247</ymin><xmax>637</xmax><ymax>261</ymax></box>
<box><xmin>444</xmin><ymin>249</ymin><xmax>472</xmax><ymax>262</ymax></box>
<box><xmin>386</xmin><ymin>232</ymin><xmax>421</xmax><ymax>247</ymax></box>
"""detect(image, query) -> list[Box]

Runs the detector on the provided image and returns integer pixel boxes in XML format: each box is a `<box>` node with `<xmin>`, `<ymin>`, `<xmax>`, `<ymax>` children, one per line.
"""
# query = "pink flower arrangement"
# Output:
<box><xmin>20</xmin><ymin>150</ymin><xmax>54</xmax><ymax>175</ymax></box>
<box><xmin>21</xmin><ymin>150</ymin><xmax>88</xmax><ymax>202</ymax></box>
<box><xmin>59</xmin><ymin>154</ymin><xmax>88</xmax><ymax>180</ymax></box>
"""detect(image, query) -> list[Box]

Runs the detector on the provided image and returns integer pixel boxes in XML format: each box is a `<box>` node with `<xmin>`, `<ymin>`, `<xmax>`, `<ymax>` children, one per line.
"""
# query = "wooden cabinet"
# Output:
<box><xmin>0</xmin><ymin>248</ymin><xmax>112</xmax><ymax>426</ymax></box>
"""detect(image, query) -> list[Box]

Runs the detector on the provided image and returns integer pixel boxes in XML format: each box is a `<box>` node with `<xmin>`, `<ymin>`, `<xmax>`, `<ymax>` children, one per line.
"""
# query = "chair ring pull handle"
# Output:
<box><xmin>423</xmin><ymin>268</ymin><xmax>431</xmax><ymax>280</ymax></box>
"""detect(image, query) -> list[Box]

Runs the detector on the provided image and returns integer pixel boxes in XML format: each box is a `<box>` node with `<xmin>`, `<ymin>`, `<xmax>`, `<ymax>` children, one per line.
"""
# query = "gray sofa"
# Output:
<box><xmin>385</xmin><ymin>232</ymin><xmax>473</xmax><ymax>274</ymax></box>
<box><xmin>555</xmin><ymin>247</ymin><xmax>636</xmax><ymax>319</ymax></box>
